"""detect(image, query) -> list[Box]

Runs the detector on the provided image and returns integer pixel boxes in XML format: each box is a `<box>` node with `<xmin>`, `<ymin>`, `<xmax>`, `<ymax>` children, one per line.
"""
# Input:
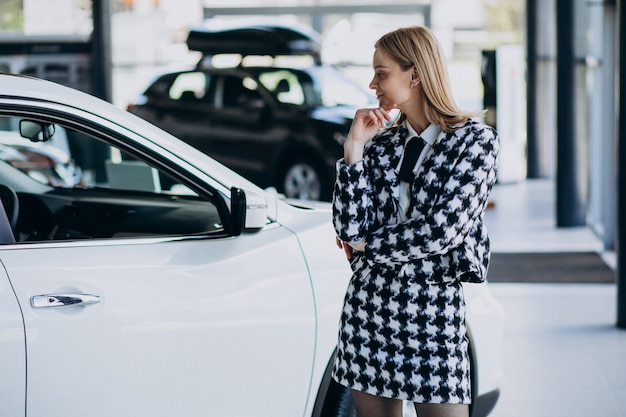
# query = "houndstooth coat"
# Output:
<box><xmin>331</xmin><ymin>118</ymin><xmax>499</xmax><ymax>404</ymax></box>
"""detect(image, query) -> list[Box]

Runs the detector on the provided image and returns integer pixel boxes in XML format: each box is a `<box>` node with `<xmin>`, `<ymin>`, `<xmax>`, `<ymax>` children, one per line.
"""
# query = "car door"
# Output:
<box><xmin>0</xmin><ymin>119</ymin><xmax>317</xmax><ymax>417</ymax></box>
<box><xmin>4</xmin><ymin>229</ymin><xmax>316</xmax><ymax>417</ymax></box>
<box><xmin>205</xmin><ymin>74</ymin><xmax>284</xmax><ymax>183</ymax></box>
<box><xmin>0</xmin><ymin>263</ymin><xmax>26</xmax><ymax>415</ymax></box>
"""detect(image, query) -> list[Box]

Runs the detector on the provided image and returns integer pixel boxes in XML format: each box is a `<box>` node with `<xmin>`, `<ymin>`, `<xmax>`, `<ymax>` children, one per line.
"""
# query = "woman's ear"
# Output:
<box><xmin>411</xmin><ymin>65</ymin><xmax>420</xmax><ymax>84</ymax></box>
<box><xmin>410</xmin><ymin>67</ymin><xmax>420</xmax><ymax>88</ymax></box>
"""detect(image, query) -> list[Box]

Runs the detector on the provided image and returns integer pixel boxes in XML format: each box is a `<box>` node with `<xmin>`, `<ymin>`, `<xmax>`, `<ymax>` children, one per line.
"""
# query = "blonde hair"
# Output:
<box><xmin>375</xmin><ymin>26</ymin><xmax>485</xmax><ymax>132</ymax></box>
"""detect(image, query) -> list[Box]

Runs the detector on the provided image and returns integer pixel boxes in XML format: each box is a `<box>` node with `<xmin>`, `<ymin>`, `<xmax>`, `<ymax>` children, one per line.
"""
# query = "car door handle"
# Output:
<box><xmin>31</xmin><ymin>294</ymin><xmax>102</xmax><ymax>308</ymax></box>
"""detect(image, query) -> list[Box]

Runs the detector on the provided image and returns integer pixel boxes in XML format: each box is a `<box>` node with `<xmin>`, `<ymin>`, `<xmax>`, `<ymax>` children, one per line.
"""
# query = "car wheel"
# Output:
<box><xmin>322</xmin><ymin>380</ymin><xmax>357</xmax><ymax>417</ymax></box>
<box><xmin>280</xmin><ymin>158</ymin><xmax>328</xmax><ymax>201</ymax></box>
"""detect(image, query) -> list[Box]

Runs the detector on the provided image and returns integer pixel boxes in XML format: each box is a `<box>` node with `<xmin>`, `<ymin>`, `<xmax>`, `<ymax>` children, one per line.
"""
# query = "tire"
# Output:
<box><xmin>322</xmin><ymin>380</ymin><xmax>357</xmax><ymax>417</ymax></box>
<box><xmin>279</xmin><ymin>158</ymin><xmax>329</xmax><ymax>201</ymax></box>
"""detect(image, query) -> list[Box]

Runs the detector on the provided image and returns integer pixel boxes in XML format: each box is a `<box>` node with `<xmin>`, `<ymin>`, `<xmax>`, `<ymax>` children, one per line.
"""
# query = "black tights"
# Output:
<box><xmin>351</xmin><ymin>390</ymin><xmax>469</xmax><ymax>417</ymax></box>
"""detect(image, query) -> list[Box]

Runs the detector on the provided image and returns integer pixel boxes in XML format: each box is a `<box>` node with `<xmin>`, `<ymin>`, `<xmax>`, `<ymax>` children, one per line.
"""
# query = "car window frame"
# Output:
<box><xmin>0</xmin><ymin>104</ymin><xmax>239</xmax><ymax>246</ymax></box>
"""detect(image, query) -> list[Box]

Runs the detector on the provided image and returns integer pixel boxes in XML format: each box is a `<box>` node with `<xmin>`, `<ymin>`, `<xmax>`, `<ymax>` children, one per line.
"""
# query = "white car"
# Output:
<box><xmin>0</xmin><ymin>73</ymin><xmax>503</xmax><ymax>417</ymax></box>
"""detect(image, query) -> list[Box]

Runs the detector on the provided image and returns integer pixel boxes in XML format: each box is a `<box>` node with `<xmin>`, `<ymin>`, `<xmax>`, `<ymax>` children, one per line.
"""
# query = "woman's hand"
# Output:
<box><xmin>343</xmin><ymin>106</ymin><xmax>394</xmax><ymax>164</ymax></box>
<box><xmin>336</xmin><ymin>236</ymin><xmax>353</xmax><ymax>260</ymax></box>
<box><xmin>335</xmin><ymin>236</ymin><xmax>365</xmax><ymax>260</ymax></box>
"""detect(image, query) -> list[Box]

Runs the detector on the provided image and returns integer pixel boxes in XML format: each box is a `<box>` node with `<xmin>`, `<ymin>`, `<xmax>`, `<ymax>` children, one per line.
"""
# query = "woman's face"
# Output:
<box><xmin>369</xmin><ymin>48</ymin><xmax>415</xmax><ymax>112</ymax></box>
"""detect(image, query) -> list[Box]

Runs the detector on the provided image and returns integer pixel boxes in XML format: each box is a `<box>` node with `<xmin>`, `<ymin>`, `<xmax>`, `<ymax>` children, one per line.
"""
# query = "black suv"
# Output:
<box><xmin>128</xmin><ymin>23</ymin><xmax>375</xmax><ymax>200</ymax></box>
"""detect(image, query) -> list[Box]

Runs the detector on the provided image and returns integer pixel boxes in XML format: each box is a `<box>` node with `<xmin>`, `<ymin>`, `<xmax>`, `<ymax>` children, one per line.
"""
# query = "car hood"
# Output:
<box><xmin>282</xmin><ymin>198</ymin><xmax>332</xmax><ymax>211</ymax></box>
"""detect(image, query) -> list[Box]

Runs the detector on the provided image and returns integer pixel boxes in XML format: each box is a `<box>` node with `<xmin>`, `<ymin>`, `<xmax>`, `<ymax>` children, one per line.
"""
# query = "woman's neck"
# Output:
<box><xmin>405</xmin><ymin>115</ymin><xmax>429</xmax><ymax>135</ymax></box>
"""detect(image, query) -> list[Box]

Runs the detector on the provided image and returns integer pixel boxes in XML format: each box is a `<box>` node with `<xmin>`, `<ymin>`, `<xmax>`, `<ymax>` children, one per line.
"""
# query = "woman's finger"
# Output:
<box><xmin>335</xmin><ymin>237</ymin><xmax>353</xmax><ymax>260</ymax></box>
<box><xmin>343</xmin><ymin>244</ymin><xmax>353</xmax><ymax>260</ymax></box>
<box><xmin>372</xmin><ymin>107</ymin><xmax>393</xmax><ymax>126</ymax></box>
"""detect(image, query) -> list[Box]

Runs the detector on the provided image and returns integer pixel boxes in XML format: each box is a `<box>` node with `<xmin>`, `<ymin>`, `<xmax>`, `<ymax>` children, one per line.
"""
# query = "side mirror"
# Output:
<box><xmin>19</xmin><ymin>120</ymin><xmax>55</xmax><ymax>142</ymax></box>
<box><xmin>230</xmin><ymin>187</ymin><xmax>268</xmax><ymax>235</ymax></box>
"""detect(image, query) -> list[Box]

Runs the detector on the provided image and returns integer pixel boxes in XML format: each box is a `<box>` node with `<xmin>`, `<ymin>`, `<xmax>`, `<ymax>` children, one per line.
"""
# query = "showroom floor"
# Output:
<box><xmin>483</xmin><ymin>180</ymin><xmax>626</xmax><ymax>417</ymax></box>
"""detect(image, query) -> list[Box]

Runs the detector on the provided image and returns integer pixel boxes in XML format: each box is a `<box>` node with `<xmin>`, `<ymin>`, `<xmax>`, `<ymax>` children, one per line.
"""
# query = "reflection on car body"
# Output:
<box><xmin>0</xmin><ymin>73</ymin><xmax>503</xmax><ymax>417</ymax></box>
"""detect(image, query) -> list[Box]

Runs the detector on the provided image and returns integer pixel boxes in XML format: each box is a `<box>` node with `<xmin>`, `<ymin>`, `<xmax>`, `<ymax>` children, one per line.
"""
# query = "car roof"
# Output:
<box><xmin>167</xmin><ymin>66</ymin><xmax>312</xmax><ymax>77</ymax></box>
<box><xmin>186</xmin><ymin>22</ymin><xmax>322</xmax><ymax>65</ymax></box>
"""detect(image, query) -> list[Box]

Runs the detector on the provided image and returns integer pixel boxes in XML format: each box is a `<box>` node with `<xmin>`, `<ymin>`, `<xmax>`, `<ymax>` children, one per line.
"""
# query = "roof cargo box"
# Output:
<box><xmin>186</xmin><ymin>23</ymin><xmax>322</xmax><ymax>64</ymax></box>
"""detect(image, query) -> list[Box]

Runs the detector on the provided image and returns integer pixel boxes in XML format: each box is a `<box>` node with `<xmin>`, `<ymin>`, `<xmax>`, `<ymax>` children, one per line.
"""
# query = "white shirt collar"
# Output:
<box><xmin>405</xmin><ymin>121</ymin><xmax>441</xmax><ymax>146</ymax></box>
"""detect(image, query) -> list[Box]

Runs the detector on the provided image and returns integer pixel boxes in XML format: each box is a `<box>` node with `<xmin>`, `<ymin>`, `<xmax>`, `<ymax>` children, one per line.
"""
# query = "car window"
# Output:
<box><xmin>0</xmin><ymin>116</ymin><xmax>225</xmax><ymax>243</ymax></box>
<box><xmin>219</xmin><ymin>75</ymin><xmax>265</xmax><ymax>109</ymax></box>
<box><xmin>257</xmin><ymin>70</ymin><xmax>305</xmax><ymax>105</ymax></box>
<box><xmin>145</xmin><ymin>72</ymin><xmax>210</xmax><ymax>104</ymax></box>
<box><xmin>168</xmin><ymin>72</ymin><xmax>209</xmax><ymax>101</ymax></box>
<box><xmin>0</xmin><ymin>117</ymin><xmax>79</xmax><ymax>188</ymax></box>
<box><xmin>144</xmin><ymin>73</ymin><xmax>178</xmax><ymax>98</ymax></box>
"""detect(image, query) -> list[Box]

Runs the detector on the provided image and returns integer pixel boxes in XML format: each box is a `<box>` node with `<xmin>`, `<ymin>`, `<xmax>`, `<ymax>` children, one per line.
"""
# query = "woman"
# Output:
<box><xmin>332</xmin><ymin>26</ymin><xmax>499</xmax><ymax>417</ymax></box>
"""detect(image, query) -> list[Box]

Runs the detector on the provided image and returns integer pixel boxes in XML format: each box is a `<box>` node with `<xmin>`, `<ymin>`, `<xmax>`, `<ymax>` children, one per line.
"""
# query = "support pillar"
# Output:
<box><xmin>556</xmin><ymin>0</ymin><xmax>586</xmax><ymax>227</ymax></box>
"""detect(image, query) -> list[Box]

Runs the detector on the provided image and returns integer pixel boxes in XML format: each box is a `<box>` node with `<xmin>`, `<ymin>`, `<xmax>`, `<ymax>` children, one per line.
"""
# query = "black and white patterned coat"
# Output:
<box><xmin>331</xmin><ymin>118</ymin><xmax>499</xmax><ymax>404</ymax></box>
<box><xmin>333</xmin><ymin>118</ymin><xmax>499</xmax><ymax>285</ymax></box>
